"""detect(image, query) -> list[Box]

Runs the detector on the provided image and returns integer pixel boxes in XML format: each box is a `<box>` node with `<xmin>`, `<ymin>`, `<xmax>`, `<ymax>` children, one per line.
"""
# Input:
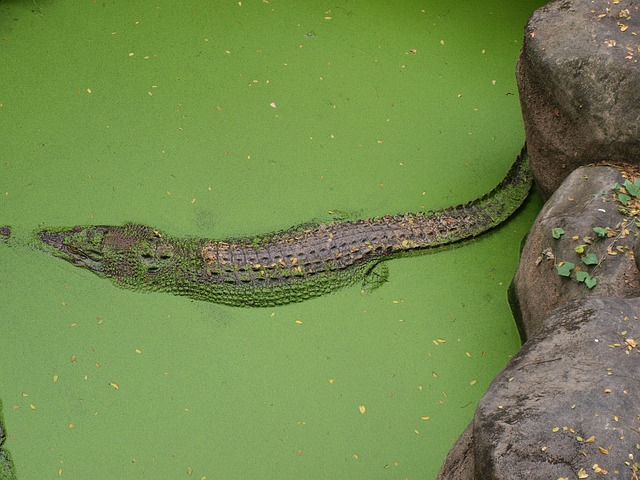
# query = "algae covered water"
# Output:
<box><xmin>1</xmin><ymin>1</ymin><xmax>544</xmax><ymax>478</ymax></box>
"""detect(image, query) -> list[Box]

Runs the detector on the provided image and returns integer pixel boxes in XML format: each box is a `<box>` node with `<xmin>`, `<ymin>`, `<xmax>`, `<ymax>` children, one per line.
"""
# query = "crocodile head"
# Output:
<box><xmin>38</xmin><ymin>223</ymin><xmax>179</xmax><ymax>286</ymax></box>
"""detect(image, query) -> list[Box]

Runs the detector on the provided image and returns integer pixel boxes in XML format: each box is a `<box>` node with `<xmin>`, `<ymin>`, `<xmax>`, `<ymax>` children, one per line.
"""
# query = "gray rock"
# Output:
<box><xmin>436</xmin><ymin>424</ymin><xmax>474</xmax><ymax>480</ymax></box>
<box><xmin>474</xmin><ymin>297</ymin><xmax>640</xmax><ymax>480</ymax></box>
<box><xmin>510</xmin><ymin>165</ymin><xmax>640</xmax><ymax>340</ymax></box>
<box><xmin>517</xmin><ymin>0</ymin><xmax>640</xmax><ymax>199</ymax></box>
<box><xmin>440</xmin><ymin>165</ymin><xmax>640</xmax><ymax>479</ymax></box>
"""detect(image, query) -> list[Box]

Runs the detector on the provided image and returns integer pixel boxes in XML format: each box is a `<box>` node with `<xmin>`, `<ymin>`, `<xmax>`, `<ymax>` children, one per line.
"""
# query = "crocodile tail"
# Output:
<box><xmin>469</xmin><ymin>143</ymin><xmax>532</xmax><ymax>230</ymax></box>
<box><xmin>407</xmin><ymin>144</ymin><xmax>532</xmax><ymax>248</ymax></box>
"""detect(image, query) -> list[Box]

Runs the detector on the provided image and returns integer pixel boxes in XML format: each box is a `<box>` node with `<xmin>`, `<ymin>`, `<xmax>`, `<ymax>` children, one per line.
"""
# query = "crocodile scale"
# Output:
<box><xmin>38</xmin><ymin>147</ymin><xmax>531</xmax><ymax>307</ymax></box>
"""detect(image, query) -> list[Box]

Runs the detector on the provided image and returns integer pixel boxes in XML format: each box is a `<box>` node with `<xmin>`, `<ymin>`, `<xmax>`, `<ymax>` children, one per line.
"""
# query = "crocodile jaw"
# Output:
<box><xmin>39</xmin><ymin>226</ymin><xmax>105</xmax><ymax>273</ymax></box>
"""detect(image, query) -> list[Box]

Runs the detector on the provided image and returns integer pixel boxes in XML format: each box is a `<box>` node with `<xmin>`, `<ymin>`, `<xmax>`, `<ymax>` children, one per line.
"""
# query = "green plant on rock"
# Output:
<box><xmin>552</xmin><ymin>175</ymin><xmax>640</xmax><ymax>290</ymax></box>
<box><xmin>613</xmin><ymin>178</ymin><xmax>640</xmax><ymax>210</ymax></box>
<box><xmin>552</xmin><ymin>226</ymin><xmax>605</xmax><ymax>290</ymax></box>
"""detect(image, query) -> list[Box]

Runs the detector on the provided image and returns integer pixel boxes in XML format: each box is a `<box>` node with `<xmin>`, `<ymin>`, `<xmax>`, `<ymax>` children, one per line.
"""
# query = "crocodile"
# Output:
<box><xmin>0</xmin><ymin>399</ymin><xmax>16</xmax><ymax>480</ymax></box>
<box><xmin>36</xmin><ymin>146</ymin><xmax>531</xmax><ymax>307</ymax></box>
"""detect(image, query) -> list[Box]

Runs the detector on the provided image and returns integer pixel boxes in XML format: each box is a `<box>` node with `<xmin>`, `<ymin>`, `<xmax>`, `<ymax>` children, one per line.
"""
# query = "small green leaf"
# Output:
<box><xmin>624</xmin><ymin>179</ymin><xmax>640</xmax><ymax>198</ymax></box>
<box><xmin>582</xmin><ymin>253</ymin><xmax>599</xmax><ymax>265</ymax></box>
<box><xmin>618</xmin><ymin>193</ymin><xmax>631</xmax><ymax>204</ymax></box>
<box><xmin>574</xmin><ymin>244</ymin><xmax>587</xmax><ymax>254</ymax></box>
<box><xmin>555</xmin><ymin>262</ymin><xmax>575</xmax><ymax>277</ymax></box>
<box><xmin>575</xmin><ymin>271</ymin><xmax>589</xmax><ymax>282</ymax></box>
<box><xmin>612</xmin><ymin>182</ymin><xmax>621</xmax><ymax>191</ymax></box>
<box><xmin>576</xmin><ymin>271</ymin><xmax>597</xmax><ymax>288</ymax></box>
<box><xmin>593</xmin><ymin>227</ymin><xmax>607</xmax><ymax>238</ymax></box>
<box><xmin>552</xmin><ymin>228</ymin><xmax>565</xmax><ymax>239</ymax></box>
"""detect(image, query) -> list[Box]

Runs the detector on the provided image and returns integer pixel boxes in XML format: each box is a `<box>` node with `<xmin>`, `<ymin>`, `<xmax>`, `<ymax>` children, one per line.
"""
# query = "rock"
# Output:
<box><xmin>509</xmin><ymin>165</ymin><xmax>640</xmax><ymax>339</ymax></box>
<box><xmin>517</xmin><ymin>0</ymin><xmax>640</xmax><ymax>199</ymax></box>
<box><xmin>473</xmin><ymin>297</ymin><xmax>640</xmax><ymax>480</ymax></box>
<box><xmin>436</xmin><ymin>424</ymin><xmax>474</xmax><ymax>480</ymax></box>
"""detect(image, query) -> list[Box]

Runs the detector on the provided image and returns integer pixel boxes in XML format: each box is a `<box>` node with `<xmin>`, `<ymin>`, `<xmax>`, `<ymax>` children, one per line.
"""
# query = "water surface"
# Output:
<box><xmin>1</xmin><ymin>1</ymin><xmax>545</xmax><ymax>478</ymax></box>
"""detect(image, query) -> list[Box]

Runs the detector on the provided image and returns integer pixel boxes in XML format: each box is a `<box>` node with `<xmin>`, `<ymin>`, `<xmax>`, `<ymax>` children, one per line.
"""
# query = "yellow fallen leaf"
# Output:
<box><xmin>598</xmin><ymin>446</ymin><xmax>608</xmax><ymax>454</ymax></box>
<box><xmin>109</xmin><ymin>382</ymin><xmax>120</xmax><ymax>391</ymax></box>
<box><xmin>358</xmin><ymin>405</ymin><xmax>366</xmax><ymax>414</ymax></box>
<box><xmin>593</xmin><ymin>464</ymin><xmax>607</xmax><ymax>474</ymax></box>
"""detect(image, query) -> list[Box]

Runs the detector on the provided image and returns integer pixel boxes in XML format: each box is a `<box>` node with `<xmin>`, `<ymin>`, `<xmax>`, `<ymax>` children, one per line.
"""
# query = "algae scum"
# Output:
<box><xmin>1</xmin><ymin>1</ymin><xmax>544</xmax><ymax>478</ymax></box>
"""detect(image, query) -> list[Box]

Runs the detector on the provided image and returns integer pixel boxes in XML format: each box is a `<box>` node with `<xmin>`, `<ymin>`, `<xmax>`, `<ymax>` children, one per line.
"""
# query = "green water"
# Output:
<box><xmin>1</xmin><ymin>1</ymin><xmax>545</xmax><ymax>478</ymax></box>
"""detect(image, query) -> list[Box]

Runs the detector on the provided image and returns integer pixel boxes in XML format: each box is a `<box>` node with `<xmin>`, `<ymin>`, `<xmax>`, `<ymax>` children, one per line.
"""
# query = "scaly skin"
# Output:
<box><xmin>0</xmin><ymin>400</ymin><xmax>16</xmax><ymax>480</ymax></box>
<box><xmin>37</xmin><ymin>146</ymin><xmax>531</xmax><ymax>307</ymax></box>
